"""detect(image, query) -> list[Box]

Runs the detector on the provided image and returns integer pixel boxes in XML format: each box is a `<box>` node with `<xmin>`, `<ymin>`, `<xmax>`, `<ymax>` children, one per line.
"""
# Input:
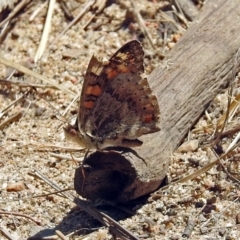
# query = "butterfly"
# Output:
<box><xmin>65</xmin><ymin>40</ymin><xmax>160</xmax><ymax>150</ymax></box>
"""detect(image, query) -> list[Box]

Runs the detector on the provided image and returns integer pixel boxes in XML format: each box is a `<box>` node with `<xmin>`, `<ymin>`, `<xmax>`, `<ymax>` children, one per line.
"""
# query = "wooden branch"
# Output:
<box><xmin>74</xmin><ymin>0</ymin><xmax>240</xmax><ymax>202</ymax></box>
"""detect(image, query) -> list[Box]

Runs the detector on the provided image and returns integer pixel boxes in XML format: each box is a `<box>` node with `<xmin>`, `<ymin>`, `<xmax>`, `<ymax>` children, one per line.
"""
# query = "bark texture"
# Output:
<box><xmin>74</xmin><ymin>0</ymin><xmax>240</xmax><ymax>202</ymax></box>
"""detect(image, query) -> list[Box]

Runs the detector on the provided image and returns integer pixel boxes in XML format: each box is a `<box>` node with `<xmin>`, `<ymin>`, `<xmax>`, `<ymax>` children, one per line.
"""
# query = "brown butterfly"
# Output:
<box><xmin>65</xmin><ymin>40</ymin><xmax>160</xmax><ymax>149</ymax></box>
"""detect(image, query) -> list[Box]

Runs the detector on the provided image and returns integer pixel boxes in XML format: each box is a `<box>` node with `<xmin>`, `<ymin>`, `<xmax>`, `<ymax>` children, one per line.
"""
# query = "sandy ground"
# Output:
<box><xmin>0</xmin><ymin>0</ymin><xmax>239</xmax><ymax>239</ymax></box>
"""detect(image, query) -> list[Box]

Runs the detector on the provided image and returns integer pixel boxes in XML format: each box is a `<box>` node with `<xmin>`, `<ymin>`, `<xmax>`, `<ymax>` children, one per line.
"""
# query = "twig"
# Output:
<box><xmin>62</xmin><ymin>93</ymin><xmax>79</xmax><ymax>117</ymax></box>
<box><xmin>173</xmin><ymin>0</ymin><xmax>199</xmax><ymax>21</ymax></box>
<box><xmin>0</xmin><ymin>79</ymin><xmax>59</xmax><ymax>89</ymax></box>
<box><xmin>220</xmin><ymin>124</ymin><xmax>240</xmax><ymax>139</ymax></box>
<box><xmin>0</xmin><ymin>111</ymin><xmax>23</xmax><ymax>130</ymax></box>
<box><xmin>35</xmin><ymin>0</ymin><xmax>56</xmax><ymax>61</ymax></box>
<box><xmin>29</xmin><ymin>1</ymin><xmax>48</xmax><ymax>21</ymax></box>
<box><xmin>182</xmin><ymin>217</ymin><xmax>196</xmax><ymax>238</ymax></box>
<box><xmin>0</xmin><ymin>188</ymin><xmax>73</xmax><ymax>204</ymax></box>
<box><xmin>159</xmin><ymin>10</ymin><xmax>185</xmax><ymax>33</ymax></box>
<box><xmin>226</xmin><ymin>131</ymin><xmax>240</xmax><ymax>153</ymax></box>
<box><xmin>0</xmin><ymin>94</ymin><xmax>25</xmax><ymax>118</ymax></box>
<box><xmin>55</xmin><ymin>230</ymin><xmax>69</xmax><ymax>240</ymax></box>
<box><xmin>0</xmin><ymin>211</ymin><xmax>41</xmax><ymax>225</ymax></box>
<box><xmin>49</xmin><ymin>152</ymin><xmax>83</xmax><ymax>162</ymax></box>
<box><xmin>0</xmin><ymin>20</ymin><xmax>10</xmax><ymax>40</ymax></box>
<box><xmin>35</xmin><ymin>143</ymin><xmax>84</xmax><ymax>152</ymax></box>
<box><xmin>59</xmin><ymin>0</ymin><xmax>74</xmax><ymax>21</ymax></box>
<box><xmin>172</xmin><ymin>0</ymin><xmax>190</xmax><ymax>27</ymax></box>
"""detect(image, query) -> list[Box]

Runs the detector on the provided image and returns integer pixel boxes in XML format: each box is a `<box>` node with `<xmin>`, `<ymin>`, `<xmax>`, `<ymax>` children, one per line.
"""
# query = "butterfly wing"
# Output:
<box><xmin>78</xmin><ymin>40</ymin><xmax>160</xmax><ymax>149</ymax></box>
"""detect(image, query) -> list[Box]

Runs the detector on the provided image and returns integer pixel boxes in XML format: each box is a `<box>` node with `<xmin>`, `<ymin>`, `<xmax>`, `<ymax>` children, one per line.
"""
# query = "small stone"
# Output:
<box><xmin>219</xmin><ymin>228</ymin><xmax>226</xmax><ymax>237</ymax></box>
<box><xmin>62</xmin><ymin>48</ymin><xmax>83</xmax><ymax>59</ymax></box>
<box><xmin>173</xmin><ymin>33</ymin><xmax>182</xmax><ymax>42</ymax></box>
<box><xmin>202</xmin><ymin>204</ymin><xmax>216</xmax><ymax>214</ymax></box>
<box><xmin>156</xmin><ymin>202</ymin><xmax>165</xmax><ymax>211</ymax></box>
<box><xmin>7</xmin><ymin>181</ymin><xmax>25</xmax><ymax>192</ymax></box>
<box><xmin>167</xmin><ymin>42</ymin><xmax>175</xmax><ymax>49</ymax></box>
<box><xmin>206</xmin><ymin>196</ymin><xmax>217</xmax><ymax>204</ymax></box>
<box><xmin>177</xmin><ymin>140</ymin><xmax>199</xmax><ymax>153</ymax></box>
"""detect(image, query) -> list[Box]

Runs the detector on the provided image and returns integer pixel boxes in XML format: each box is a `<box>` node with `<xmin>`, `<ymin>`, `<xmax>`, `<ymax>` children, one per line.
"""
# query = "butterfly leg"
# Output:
<box><xmin>81</xmin><ymin>149</ymin><xmax>90</xmax><ymax>192</ymax></box>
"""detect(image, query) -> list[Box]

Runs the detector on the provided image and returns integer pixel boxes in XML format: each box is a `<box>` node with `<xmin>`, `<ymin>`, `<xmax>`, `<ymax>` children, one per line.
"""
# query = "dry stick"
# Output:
<box><xmin>49</xmin><ymin>152</ymin><xmax>83</xmax><ymax>162</ymax></box>
<box><xmin>62</xmin><ymin>92</ymin><xmax>79</xmax><ymax>117</ymax></box>
<box><xmin>0</xmin><ymin>56</ymin><xmax>75</xmax><ymax>96</ymax></box>
<box><xmin>129</xmin><ymin>0</ymin><xmax>156</xmax><ymax>50</ymax></box>
<box><xmin>0</xmin><ymin>188</ymin><xmax>72</xmax><ymax>204</ymax></box>
<box><xmin>182</xmin><ymin>217</ymin><xmax>196</xmax><ymax>238</ymax></box>
<box><xmin>55</xmin><ymin>230</ymin><xmax>68</xmax><ymax>240</ymax></box>
<box><xmin>58</xmin><ymin>0</ymin><xmax>74</xmax><ymax>21</ymax></box>
<box><xmin>29</xmin><ymin>1</ymin><xmax>48</xmax><ymax>21</ymax></box>
<box><xmin>0</xmin><ymin>20</ymin><xmax>10</xmax><ymax>41</ymax></box>
<box><xmin>35</xmin><ymin>0</ymin><xmax>56</xmax><ymax>61</ymax></box>
<box><xmin>172</xmin><ymin>0</ymin><xmax>189</xmax><ymax>27</ymax></box>
<box><xmin>34</xmin><ymin>169</ymin><xmax>140</xmax><ymax>240</ymax></box>
<box><xmin>0</xmin><ymin>94</ymin><xmax>25</xmax><ymax>118</ymax></box>
<box><xmin>0</xmin><ymin>0</ymin><xmax>31</xmax><ymax>28</ymax></box>
<box><xmin>74</xmin><ymin>0</ymin><xmax>240</xmax><ymax>203</ymax></box>
<box><xmin>0</xmin><ymin>211</ymin><xmax>41</xmax><ymax>225</ymax></box>
<box><xmin>220</xmin><ymin>125</ymin><xmax>240</xmax><ymax>139</ymax></box>
<box><xmin>35</xmin><ymin>143</ymin><xmax>83</xmax><ymax>151</ymax></box>
<box><xmin>182</xmin><ymin>197</ymin><xmax>208</xmax><ymax>237</ymax></box>
<box><xmin>0</xmin><ymin>79</ymin><xmax>58</xmax><ymax>89</ymax></box>
<box><xmin>173</xmin><ymin>0</ymin><xmax>199</xmax><ymax>21</ymax></box>
<box><xmin>159</xmin><ymin>10</ymin><xmax>185</xmax><ymax>33</ymax></box>
<box><xmin>222</xmin><ymin>161</ymin><xmax>240</xmax><ymax>185</ymax></box>
<box><xmin>0</xmin><ymin>111</ymin><xmax>23</xmax><ymax>130</ymax></box>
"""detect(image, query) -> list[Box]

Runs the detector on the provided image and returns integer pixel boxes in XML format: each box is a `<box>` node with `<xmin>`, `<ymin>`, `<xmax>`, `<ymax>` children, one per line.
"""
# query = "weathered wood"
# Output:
<box><xmin>74</xmin><ymin>0</ymin><xmax>240</xmax><ymax>202</ymax></box>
